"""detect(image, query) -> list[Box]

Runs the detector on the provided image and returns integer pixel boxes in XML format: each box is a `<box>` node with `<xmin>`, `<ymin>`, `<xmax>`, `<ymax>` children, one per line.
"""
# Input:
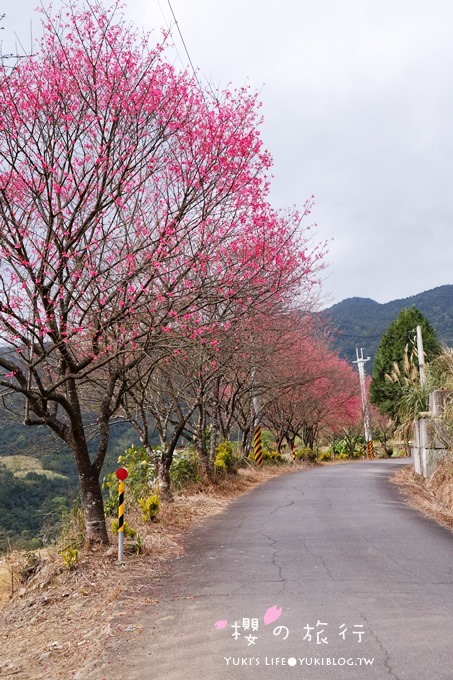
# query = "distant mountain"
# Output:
<box><xmin>321</xmin><ymin>284</ymin><xmax>453</xmax><ymax>367</ymax></box>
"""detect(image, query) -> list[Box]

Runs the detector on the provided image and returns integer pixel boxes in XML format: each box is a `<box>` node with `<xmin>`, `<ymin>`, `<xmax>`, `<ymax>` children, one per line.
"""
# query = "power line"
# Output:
<box><xmin>166</xmin><ymin>1</ymin><xmax>203</xmax><ymax>92</ymax></box>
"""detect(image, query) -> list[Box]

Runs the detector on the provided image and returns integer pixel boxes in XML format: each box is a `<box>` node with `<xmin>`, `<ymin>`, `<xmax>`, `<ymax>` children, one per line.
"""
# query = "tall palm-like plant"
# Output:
<box><xmin>385</xmin><ymin>344</ymin><xmax>430</xmax><ymax>452</ymax></box>
<box><xmin>386</xmin><ymin>345</ymin><xmax>453</xmax><ymax>452</ymax></box>
<box><xmin>428</xmin><ymin>346</ymin><xmax>453</xmax><ymax>390</ymax></box>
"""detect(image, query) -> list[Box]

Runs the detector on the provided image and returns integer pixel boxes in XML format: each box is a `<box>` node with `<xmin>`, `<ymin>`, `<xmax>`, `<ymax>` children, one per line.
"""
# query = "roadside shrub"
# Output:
<box><xmin>138</xmin><ymin>494</ymin><xmax>160</xmax><ymax>522</ymax></box>
<box><xmin>170</xmin><ymin>449</ymin><xmax>200</xmax><ymax>488</ymax></box>
<box><xmin>214</xmin><ymin>441</ymin><xmax>237</xmax><ymax>475</ymax></box>
<box><xmin>331</xmin><ymin>435</ymin><xmax>365</xmax><ymax>459</ymax></box>
<box><xmin>294</xmin><ymin>447</ymin><xmax>317</xmax><ymax>462</ymax></box>
<box><xmin>59</xmin><ymin>547</ymin><xmax>79</xmax><ymax>571</ymax></box>
<box><xmin>318</xmin><ymin>451</ymin><xmax>332</xmax><ymax>462</ymax></box>
<box><xmin>262</xmin><ymin>450</ymin><xmax>284</xmax><ymax>465</ymax></box>
<box><xmin>103</xmin><ymin>445</ymin><xmax>156</xmax><ymax>515</ymax></box>
<box><xmin>391</xmin><ymin>449</ymin><xmax>407</xmax><ymax>458</ymax></box>
<box><xmin>111</xmin><ymin>520</ymin><xmax>137</xmax><ymax>538</ymax></box>
<box><xmin>133</xmin><ymin>533</ymin><xmax>144</xmax><ymax>555</ymax></box>
<box><xmin>261</xmin><ymin>429</ymin><xmax>277</xmax><ymax>450</ymax></box>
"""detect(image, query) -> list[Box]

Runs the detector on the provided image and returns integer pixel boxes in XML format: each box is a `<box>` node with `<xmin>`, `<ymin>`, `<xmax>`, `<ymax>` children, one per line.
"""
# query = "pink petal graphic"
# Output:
<box><xmin>264</xmin><ymin>605</ymin><xmax>283</xmax><ymax>625</ymax></box>
<box><xmin>214</xmin><ymin>620</ymin><xmax>228</xmax><ymax>630</ymax></box>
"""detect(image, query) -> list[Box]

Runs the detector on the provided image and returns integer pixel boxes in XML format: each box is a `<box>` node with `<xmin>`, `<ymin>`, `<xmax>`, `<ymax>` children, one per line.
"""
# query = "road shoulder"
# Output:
<box><xmin>391</xmin><ymin>458</ymin><xmax>453</xmax><ymax>531</ymax></box>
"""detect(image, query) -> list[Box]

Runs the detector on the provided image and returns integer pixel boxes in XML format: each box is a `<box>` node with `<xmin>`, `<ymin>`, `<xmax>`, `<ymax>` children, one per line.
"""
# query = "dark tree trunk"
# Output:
<box><xmin>209</xmin><ymin>378</ymin><xmax>221</xmax><ymax>469</ymax></box>
<box><xmin>196</xmin><ymin>405</ymin><xmax>213</xmax><ymax>481</ymax></box>
<box><xmin>19</xmin><ymin>381</ymin><xmax>111</xmax><ymax>546</ymax></box>
<box><xmin>78</xmin><ymin>465</ymin><xmax>109</xmax><ymax>545</ymax></box>
<box><xmin>67</xmin><ymin>378</ymin><xmax>110</xmax><ymax>545</ymax></box>
<box><xmin>156</xmin><ymin>412</ymin><xmax>193</xmax><ymax>499</ymax></box>
<box><xmin>285</xmin><ymin>432</ymin><xmax>297</xmax><ymax>452</ymax></box>
<box><xmin>302</xmin><ymin>424</ymin><xmax>317</xmax><ymax>450</ymax></box>
<box><xmin>158</xmin><ymin>451</ymin><xmax>172</xmax><ymax>499</ymax></box>
<box><xmin>70</xmin><ymin>433</ymin><xmax>109</xmax><ymax>545</ymax></box>
<box><xmin>274</xmin><ymin>431</ymin><xmax>285</xmax><ymax>454</ymax></box>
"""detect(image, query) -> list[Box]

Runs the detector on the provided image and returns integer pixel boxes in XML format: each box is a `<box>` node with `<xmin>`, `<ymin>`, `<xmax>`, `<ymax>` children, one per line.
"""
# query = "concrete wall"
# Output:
<box><xmin>411</xmin><ymin>390</ymin><xmax>452</xmax><ymax>478</ymax></box>
<box><xmin>412</xmin><ymin>417</ymin><xmax>448</xmax><ymax>477</ymax></box>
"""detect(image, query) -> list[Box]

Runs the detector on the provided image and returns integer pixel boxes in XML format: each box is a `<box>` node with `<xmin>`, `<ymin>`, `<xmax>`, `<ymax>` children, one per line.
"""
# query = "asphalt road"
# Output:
<box><xmin>99</xmin><ymin>460</ymin><xmax>453</xmax><ymax>679</ymax></box>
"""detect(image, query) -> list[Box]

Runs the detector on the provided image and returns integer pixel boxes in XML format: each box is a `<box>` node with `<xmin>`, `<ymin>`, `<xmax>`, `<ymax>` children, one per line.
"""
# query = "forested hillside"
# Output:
<box><xmin>0</xmin><ymin>415</ymin><xmax>141</xmax><ymax>552</ymax></box>
<box><xmin>322</xmin><ymin>285</ymin><xmax>453</xmax><ymax>366</ymax></box>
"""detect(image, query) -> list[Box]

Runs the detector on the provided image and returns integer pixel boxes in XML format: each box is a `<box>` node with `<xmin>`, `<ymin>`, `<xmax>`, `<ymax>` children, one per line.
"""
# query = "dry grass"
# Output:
<box><xmin>0</xmin><ymin>463</ymin><xmax>299</xmax><ymax>679</ymax></box>
<box><xmin>0</xmin><ymin>548</ymin><xmax>55</xmax><ymax>604</ymax></box>
<box><xmin>392</xmin><ymin>455</ymin><xmax>453</xmax><ymax>530</ymax></box>
<box><xmin>0</xmin><ymin>561</ymin><xmax>14</xmax><ymax>604</ymax></box>
<box><xmin>428</xmin><ymin>454</ymin><xmax>453</xmax><ymax>509</ymax></box>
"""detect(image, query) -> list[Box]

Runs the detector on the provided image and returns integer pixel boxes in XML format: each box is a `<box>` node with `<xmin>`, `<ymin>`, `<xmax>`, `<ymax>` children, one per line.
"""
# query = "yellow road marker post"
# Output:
<box><xmin>253</xmin><ymin>425</ymin><xmax>263</xmax><ymax>467</ymax></box>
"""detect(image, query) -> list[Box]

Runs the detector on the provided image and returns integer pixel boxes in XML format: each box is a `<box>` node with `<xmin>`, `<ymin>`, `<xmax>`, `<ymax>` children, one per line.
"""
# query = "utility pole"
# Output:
<box><xmin>353</xmin><ymin>348</ymin><xmax>374</xmax><ymax>459</ymax></box>
<box><xmin>416</xmin><ymin>325</ymin><xmax>426</xmax><ymax>386</ymax></box>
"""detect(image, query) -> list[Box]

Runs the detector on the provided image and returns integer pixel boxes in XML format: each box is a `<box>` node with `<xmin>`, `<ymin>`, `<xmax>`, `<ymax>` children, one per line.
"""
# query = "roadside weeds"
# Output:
<box><xmin>391</xmin><ymin>457</ymin><xmax>453</xmax><ymax>531</ymax></box>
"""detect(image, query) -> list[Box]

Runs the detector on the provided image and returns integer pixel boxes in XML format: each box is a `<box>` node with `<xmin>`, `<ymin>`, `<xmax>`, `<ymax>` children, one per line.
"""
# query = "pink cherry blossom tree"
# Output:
<box><xmin>0</xmin><ymin>1</ymin><xmax>324</xmax><ymax>543</ymax></box>
<box><xmin>263</xmin><ymin>321</ymin><xmax>362</xmax><ymax>452</ymax></box>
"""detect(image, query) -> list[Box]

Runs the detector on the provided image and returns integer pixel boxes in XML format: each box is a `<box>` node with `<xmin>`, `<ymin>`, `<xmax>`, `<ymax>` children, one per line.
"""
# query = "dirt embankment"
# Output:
<box><xmin>391</xmin><ymin>455</ymin><xmax>453</xmax><ymax>530</ymax></box>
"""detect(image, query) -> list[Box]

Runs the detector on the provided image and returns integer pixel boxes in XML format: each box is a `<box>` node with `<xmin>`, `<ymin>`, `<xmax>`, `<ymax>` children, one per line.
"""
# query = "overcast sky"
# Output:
<box><xmin>2</xmin><ymin>0</ymin><xmax>452</xmax><ymax>307</ymax></box>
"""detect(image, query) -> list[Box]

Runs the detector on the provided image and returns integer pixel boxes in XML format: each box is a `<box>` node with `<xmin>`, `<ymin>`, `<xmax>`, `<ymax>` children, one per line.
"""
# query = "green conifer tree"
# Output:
<box><xmin>370</xmin><ymin>307</ymin><xmax>439</xmax><ymax>421</ymax></box>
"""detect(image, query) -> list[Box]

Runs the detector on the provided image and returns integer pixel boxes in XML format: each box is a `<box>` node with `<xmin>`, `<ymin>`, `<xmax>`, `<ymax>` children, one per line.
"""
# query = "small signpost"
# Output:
<box><xmin>116</xmin><ymin>467</ymin><xmax>128</xmax><ymax>563</ymax></box>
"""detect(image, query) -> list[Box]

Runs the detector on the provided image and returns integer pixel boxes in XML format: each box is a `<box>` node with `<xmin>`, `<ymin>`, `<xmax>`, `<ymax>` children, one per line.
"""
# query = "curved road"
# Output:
<box><xmin>99</xmin><ymin>460</ymin><xmax>452</xmax><ymax>679</ymax></box>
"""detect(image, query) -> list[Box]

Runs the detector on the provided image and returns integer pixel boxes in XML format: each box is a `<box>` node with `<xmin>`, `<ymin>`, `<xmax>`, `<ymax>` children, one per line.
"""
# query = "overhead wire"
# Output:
<box><xmin>166</xmin><ymin>0</ymin><xmax>205</xmax><ymax>94</ymax></box>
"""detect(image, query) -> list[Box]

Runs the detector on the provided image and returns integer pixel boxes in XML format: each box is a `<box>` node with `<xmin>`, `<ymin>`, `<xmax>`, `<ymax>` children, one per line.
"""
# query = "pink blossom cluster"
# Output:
<box><xmin>0</xmin><ymin>1</ymin><xmax>323</xmax><ymax>382</ymax></box>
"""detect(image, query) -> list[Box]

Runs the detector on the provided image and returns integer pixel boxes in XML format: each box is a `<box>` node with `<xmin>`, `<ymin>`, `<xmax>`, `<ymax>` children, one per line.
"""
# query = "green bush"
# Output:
<box><xmin>60</xmin><ymin>547</ymin><xmax>79</xmax><ymax>570</ymax></box>
<box><xmin>102</xmin><ymin>445</ymin><xmax>155</xmax><ymax>515</ymax></box>
<box><xmin>293</xmin><ymin>447</ymin><xmax>317</xmax><ymax>462</ymax></box>
<box><xmin>133</xmin><ymin>532</ymin><xmax>144</xmax><ymax>555</ymax></box>
<box><xmin>330</xmin><ymin>435</ymin><xmax>365</xmax><ymax>459</ymax></box>
<box><xmin>318</xmin><ymin>451</ymin><xmax>332</xmax><ymax>462</ymax></box>
<box><xmin>170</xmin><ymin>450</ymin><xmax>200</xmax><ymax>488</ymax></box>
<box><xmin>214</xmin><ymin>441</ymin><xmax>236</xmax><ymax>474</ymax></box>
<box><xmin>391</xmin><ymin>449</ymin><xmax>407</xmax><ymax>458</ymax></box>
<box><xmin>111</xmin><ymin>519</ymin><xmax>137</xmax><ymax>538</ymax></box>
<box><xmin>138</xmin><ymin>494</ymin><xmax>160</xmax><ymax>522</ymax></box>
<box><xmin>262</xmin><ymin>449</ymin><xmax>284</xmax><ymax>465</ymax></box>
<box><xmin>261</xmin><ymin>429</ymin><xmax>277</xmax><ymax>450</ymax></box>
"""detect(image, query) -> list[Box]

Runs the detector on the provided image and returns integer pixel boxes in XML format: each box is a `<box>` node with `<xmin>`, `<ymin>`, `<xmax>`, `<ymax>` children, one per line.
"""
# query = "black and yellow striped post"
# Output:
<box><xmin>367</xmin><ymin>440</ymin><xmax>375</xmax><ymax>459</ymax></box>
<box><xmin>253</xmin><ymin>425</ymin><xmax>263</xmax><ymax>467</ymax></box>
<box><xmin>116</xmin><ymin>467</ymin><xmax>128</xmax><ymax>563</ymax></box>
